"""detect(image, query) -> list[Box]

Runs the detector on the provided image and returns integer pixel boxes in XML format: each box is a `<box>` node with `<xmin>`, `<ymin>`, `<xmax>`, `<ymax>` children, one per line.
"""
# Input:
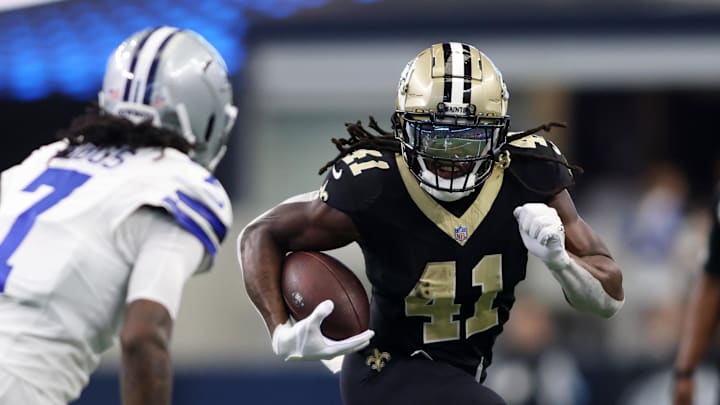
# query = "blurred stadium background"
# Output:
<box><xmin>2</xmin><ymin>0</ymin><xmax>720</xmax><ymax>404</ymax></box>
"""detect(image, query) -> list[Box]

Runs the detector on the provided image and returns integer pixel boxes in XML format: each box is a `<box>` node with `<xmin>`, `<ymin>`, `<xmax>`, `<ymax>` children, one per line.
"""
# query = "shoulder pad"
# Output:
<box><xmin>129</xmin><ymin>151</ymin><xmax>232</xmax><ymax>257</ymax></box>
<box><xmin>505</xmin><ymin>134</ymin><xmax>565</xmax><ymax>159</ymax></box>
<box><xmin>504</xmin><ymin>134</ymin><xmax>574</xmax><ymax>196</ymax></box>
<box><xmin>159</xmin><ymin>173</ymin><xmax>232</xmax><ymax>257</ymax></box>
<box><xmin>19</xmin><ymin>141</ymin><xmax>67</xmax><ymax>166</ymax></box>
<box><xmin>321</xmin><ymin>149</ymin><xmax>394</xmax><ymax>214</ymax></box>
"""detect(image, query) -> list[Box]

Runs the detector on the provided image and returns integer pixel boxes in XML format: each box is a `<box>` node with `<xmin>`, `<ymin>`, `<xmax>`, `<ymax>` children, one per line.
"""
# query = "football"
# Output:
<box><xmin>281</xmin><ymin>251</ymin><xmax>369</xmax><ymax>340</ymax></box>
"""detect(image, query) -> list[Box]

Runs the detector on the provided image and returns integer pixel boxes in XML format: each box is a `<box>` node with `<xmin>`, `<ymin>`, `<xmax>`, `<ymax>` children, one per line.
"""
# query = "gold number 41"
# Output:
<box><xmin>341</xmin><ymin>150</ymin><xmax>390</xmax><ymax>176</ymax></box>
<box><xmin>404</xmin><ymin>255</ymin><xmax>503</xmax><ymax>343</ymax></box>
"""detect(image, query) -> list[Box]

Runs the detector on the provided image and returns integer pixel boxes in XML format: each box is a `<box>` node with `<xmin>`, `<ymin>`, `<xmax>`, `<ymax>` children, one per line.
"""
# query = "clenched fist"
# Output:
<box><xmin>513</xmin><ymin>203</ymin><xmax>571</xmax><ymax>270</ymax></box>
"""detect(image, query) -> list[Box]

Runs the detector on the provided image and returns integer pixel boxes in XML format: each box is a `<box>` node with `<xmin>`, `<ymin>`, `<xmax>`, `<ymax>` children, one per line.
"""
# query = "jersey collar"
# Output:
<box><xmin>395</xmin><ymin>154</ymin><xmax>504</xmax><ymax>246</ymax></box>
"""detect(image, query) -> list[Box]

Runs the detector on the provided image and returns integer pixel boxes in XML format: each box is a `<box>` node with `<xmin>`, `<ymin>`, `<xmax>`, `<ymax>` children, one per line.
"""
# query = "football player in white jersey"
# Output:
<box><xmin>0</xmin><ymin>26</ymin><xmax>236</xmax><ymax>405</ymax></box>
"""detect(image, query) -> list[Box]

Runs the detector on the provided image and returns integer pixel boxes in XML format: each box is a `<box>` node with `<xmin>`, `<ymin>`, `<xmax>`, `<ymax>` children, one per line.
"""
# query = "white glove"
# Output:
<box><xmin>513</xmin><ymin>203</ymin><xmax>571</xmax><ymax>270</ymax></box>
<box><xmin>514</xmin><ymin>203</ymin><xmax>624</xmax><ymax>318</ymax></box>
<box><xmin>271</xmin><ymin>300</ymin><xmax>374</xmax><ymax>361</ymax></box>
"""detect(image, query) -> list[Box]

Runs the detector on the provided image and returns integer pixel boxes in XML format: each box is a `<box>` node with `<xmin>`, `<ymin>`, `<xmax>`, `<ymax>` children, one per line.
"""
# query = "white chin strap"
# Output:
<box><xmin>419</xmin><ymin>182</ymin><xmax>472</xmax><ymax>202</ymax></box>
<box><xmin>417</xmin><ymin>159</ymin><xmax>477</xmax><ymax>202</ymax></box>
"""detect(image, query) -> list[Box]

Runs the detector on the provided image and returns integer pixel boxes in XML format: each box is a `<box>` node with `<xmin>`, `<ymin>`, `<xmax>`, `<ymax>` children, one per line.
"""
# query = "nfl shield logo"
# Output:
<box><xmin>454</xmin><ymin>225</ymin><xmax>468</xmax><ymax>242</ymax></box>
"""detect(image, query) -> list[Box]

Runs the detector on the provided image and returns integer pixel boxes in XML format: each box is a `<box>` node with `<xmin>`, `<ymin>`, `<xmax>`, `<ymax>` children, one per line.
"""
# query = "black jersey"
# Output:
<box><xmin>321</xmin><ymin>134</ymin><xmax>573</xmax><ymax>375</ymax></box>
<box><xmin>705</xmin><ymin>191</ymin><xmax>720</xmax><ymax>275</ymax></box>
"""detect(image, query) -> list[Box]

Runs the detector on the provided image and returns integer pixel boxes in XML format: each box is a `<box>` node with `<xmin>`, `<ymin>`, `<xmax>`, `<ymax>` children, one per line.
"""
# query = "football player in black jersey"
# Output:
<box><xmin>239</xmin><ymin>42</ymin><xmax>624</xmax><ymax>405</ymax></box>
<box><xmin>673</xmin><ymin>191</ymin><xmax>720</xmax><ymax>405</ymax></box>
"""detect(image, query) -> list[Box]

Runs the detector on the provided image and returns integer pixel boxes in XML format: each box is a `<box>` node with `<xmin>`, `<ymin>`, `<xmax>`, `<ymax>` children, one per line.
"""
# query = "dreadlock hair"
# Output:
<box><xmin>503</xmin><ymin>121</ymin><xmax>584</xmax><ymax>195</ymax></box>
<box><xmin>54</xmin><ymin>102</ymin><xmax>195</xmax><ymax>158</ymax></box>
<box><xmin>320</xmin><ymin>117</ymin><xmax>584</xmax><ymax>196</ymax></box>
<box><xmin>318</xmin><ymin>116</ymin><xmax>400</xmax><ymax>176</ymax></box>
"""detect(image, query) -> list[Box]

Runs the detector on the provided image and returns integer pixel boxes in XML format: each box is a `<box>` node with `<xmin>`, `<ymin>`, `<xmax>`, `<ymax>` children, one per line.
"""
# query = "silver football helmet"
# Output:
<box><xmin>98</xmin><ymin>26</ymin><xmax>237</xmax><ymax>171</ymax></box>
<box><xmin>393</xmin><ymin>42</ymin><xmax>510</xmax><ymax>201</ymax></box>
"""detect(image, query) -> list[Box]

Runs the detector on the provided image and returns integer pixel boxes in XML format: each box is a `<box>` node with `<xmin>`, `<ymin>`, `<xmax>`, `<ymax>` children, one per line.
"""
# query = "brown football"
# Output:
<box><xmin>281</xmin><ymin>251</ymin><xmax>369</xmax><ymax>340</ymax></box>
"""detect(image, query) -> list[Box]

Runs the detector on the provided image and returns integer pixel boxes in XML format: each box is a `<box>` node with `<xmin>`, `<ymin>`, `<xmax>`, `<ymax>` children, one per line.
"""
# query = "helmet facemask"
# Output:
<box><xmin>394</xmin><ymin>110</ymin><xmax>509</xmax><ymax>201</ymax></box>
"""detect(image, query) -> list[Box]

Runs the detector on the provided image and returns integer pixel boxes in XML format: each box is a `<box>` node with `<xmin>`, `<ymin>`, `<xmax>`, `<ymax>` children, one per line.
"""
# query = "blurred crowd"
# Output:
<box><xmin>489</xmin><ymin>161</ymin><xmax>719</xmax><ymax>404</ymax></box>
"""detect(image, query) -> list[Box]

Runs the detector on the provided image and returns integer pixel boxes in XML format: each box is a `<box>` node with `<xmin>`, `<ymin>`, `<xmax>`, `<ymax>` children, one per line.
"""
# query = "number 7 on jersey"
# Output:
<box><xmin>0</xmin><ymin>168</ymin><xmax>90</xmax><ymax>292</ymax></box>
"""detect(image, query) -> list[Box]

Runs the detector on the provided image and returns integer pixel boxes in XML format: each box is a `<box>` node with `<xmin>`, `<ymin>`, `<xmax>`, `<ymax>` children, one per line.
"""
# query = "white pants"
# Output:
<box><xmin>0</xmin><ymin>368</ymin><xmax>63</xmax><ymax>405</ymax></box>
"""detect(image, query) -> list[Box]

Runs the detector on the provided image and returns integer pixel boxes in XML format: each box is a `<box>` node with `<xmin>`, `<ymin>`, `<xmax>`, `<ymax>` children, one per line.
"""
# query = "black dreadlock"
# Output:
<box><xmin>54</xmin><ymin>103</ymin><xmax>196</xmax><ymax>158</ymax></box>
<box><xmin>319</xmin><ymin>117</ymin><xmax>584</xmax><ymax>196</ymax></box>
<box><xmin>503</xmin><ymin>121</ymin><xmax>585</xmax><ymax>195</ymax></box>
<box><xmin>506</xmin><ymin>121</ymin><xmax>578</xmax><ymax>167</ymax></box>
<box><xmin>318</xmin><ymin>116</ymin><xmax>399</xmax><ymax>175</ymax></box>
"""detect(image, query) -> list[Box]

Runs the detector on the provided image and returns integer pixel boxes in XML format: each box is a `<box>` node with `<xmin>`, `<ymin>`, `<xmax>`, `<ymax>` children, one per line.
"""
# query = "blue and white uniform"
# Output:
<box><xmin>0</xmin><ymin>141</ymin><xmax>232</xmax><ymax>404</ymax></box>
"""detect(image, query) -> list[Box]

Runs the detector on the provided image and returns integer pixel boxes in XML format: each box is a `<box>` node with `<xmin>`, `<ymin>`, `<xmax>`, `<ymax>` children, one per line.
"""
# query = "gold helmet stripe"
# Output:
<box><xmin>431</xmin><ymin>43</ymin><xmax>446</xmax><ymax>79</ymax></box>
<box><xmin>468</xmin><ymin>45</ymin><xmax>482</xmax><ymax>83</ymax></box>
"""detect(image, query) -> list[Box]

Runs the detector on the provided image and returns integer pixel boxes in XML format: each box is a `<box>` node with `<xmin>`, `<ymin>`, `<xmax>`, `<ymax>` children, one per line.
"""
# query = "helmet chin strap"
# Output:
<box><xmin>419</xmin><ymin>182</ymin><xmax>472</xmax><ymax>202</ymax></box>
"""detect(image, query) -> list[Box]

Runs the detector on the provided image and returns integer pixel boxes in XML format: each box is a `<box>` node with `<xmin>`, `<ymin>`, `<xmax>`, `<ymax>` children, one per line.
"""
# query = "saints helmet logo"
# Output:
<box><xmin>365</xmin><ymin>348</ymin><xmax>391</xmax><ymax>372</ymax></box>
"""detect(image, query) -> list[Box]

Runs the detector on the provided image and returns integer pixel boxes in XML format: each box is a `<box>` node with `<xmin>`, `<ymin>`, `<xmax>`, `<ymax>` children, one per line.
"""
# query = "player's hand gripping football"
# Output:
<box><xmin>513</xmin><ymin>203</ymin><xmax>571</xmax><ymax>270</ymax></box>
<box><xmin>271</xmin><ymin>300</ymin><xmax>374</xmax><ymax>361</ymax></box>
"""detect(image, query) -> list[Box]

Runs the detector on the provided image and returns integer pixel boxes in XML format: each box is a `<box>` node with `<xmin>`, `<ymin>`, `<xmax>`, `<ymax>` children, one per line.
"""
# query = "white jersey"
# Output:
<box><xmin>0</xmin><ymin>141</ymin><xmax>232</xmax><ymax>403</ymax></box>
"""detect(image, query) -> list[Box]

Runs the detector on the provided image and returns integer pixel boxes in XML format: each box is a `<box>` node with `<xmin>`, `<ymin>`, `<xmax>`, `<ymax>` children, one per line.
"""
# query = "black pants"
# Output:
<box><xmin>340</xmin><ymin>349</ymin><xmax>506</xmax><ymax>405</ymax></box>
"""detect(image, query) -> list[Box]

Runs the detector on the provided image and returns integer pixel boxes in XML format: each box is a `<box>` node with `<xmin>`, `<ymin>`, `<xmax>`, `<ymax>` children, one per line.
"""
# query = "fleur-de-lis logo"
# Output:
<box><xmin>365</xmin><ymin>348</ymin><xmax>391</xmax><ymax>372</ymax></box>
<box><xmin>496</xmin><ymin>150</ymin><xmax>511</xmax><ymax>169</ymax></box>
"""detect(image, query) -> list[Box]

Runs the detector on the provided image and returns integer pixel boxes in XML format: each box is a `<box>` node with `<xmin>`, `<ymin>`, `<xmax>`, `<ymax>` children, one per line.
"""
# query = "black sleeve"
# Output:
<box><xmin>320</xmin><ymin>149</ymin><xmax>390</xmax><ymax>215</ymax></box>
<box><xmin>504</xmin><ymin>134</ymin><xmax>575</xmax><ymax>196</ymax></box>
<box><xmin>704</xmin><ymin>193</ymin><xmax>720</xmax><ymax>275</ymax></box>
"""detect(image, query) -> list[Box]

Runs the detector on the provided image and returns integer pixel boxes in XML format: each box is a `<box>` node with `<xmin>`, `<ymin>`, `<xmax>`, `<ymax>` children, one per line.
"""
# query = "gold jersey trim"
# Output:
<box><xmin>395</xmin><ymin>154</ymin><xmax>504</xmax><ymax>246</ymax></box>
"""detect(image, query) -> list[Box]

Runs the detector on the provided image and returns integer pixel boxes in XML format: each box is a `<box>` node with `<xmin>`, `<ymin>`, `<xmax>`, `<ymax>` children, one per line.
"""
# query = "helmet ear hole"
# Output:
<box><xmin>204</xmin><ymin>114</ymin><xmax>215</xmax><ymax>142</ymax></box>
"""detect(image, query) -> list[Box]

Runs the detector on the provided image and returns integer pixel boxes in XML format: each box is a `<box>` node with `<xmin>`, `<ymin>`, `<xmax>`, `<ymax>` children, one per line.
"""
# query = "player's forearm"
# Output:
<box><xmin>572</xmin><ymin>253</ymin><xmax>624</xmax><ymax>300</ymax></box>
<box><xmin>675</xmin><ymin>273</ymin><xmax>720</xmax><ymax>373</ymax></box>
<box><xmin>239</xmin><ymin>221</ymin><xmax>290</xmax><ymax>335</ymax></box>
<box><xmin>120</xmin><ymin>339</ymin><xmax>172</xmax><ymax>405</ymax></box>
<box><xmin>551</xmin><ymin>253</ymin><xmax>624</xmax><ymax>318</ymax></box>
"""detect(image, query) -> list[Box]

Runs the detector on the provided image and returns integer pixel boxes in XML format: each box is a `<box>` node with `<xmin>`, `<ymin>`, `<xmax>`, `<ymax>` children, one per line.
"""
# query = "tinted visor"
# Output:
<box><xmin>407</xmin><ymin>122</ymin><xmax>496</xmax><ymax>160</ymax></box>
